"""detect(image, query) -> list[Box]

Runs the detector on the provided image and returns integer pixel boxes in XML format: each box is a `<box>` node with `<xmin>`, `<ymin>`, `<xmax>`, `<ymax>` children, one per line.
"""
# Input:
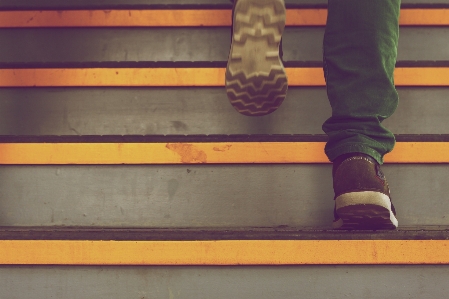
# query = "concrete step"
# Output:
<box><xmin>0</xmin><ymin>135</ymin><xmax>446</xmax><ymax>164</ymax></box>
<box><xmin>0</xmin><ymin>18</ymin><xmax>448</xmax><ymax>63</ymax></box>
<box><xmin>2</xmin><ymin>229</ymin><xmax>447</xmax><ymax>299</ymax></box>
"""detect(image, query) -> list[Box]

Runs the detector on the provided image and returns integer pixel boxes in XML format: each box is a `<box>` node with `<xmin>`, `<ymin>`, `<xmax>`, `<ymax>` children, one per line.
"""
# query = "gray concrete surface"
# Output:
<box><xmin>0</xmin><ymin>265</ymin><xmax>448</xmax><ymax>299</ymax></box>
<box><xmin>0</xmin><ymin>28</ymin><xmax>447</xmax><ymax>63</ymax></box>
<box><xmin>0</xmin><ymin>164</ymin><xmax>447</xmax><ymax>227</ymax></box>
<box><xmin>0</xmin><ymin>1</ymin><xmax>447</xmax><ymax>298</ymax></box>
<box><xmin>0</xmin><ymin>87</ymin><xmax>446</xmax><ymax>136</ymax></box>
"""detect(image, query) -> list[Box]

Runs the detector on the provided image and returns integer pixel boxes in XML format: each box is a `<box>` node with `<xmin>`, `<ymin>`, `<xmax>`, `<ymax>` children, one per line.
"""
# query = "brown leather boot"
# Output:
<box><xmin>332</xmin><ymin>153</ymin><xmax>398</xmax><ymax>230</ymax></box>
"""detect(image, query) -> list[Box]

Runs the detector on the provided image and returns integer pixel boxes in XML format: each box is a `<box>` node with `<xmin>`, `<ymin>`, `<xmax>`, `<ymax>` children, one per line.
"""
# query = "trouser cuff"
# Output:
<box><xmin>325</xmin><ymin>143</ymin><xmax>386</xmax><ymax>165</ymax></box>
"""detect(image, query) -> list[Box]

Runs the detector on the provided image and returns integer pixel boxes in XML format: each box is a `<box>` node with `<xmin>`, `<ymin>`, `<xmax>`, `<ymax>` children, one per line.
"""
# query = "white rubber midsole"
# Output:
<box><xmin>335</xmin><ymin>191</ymin><xmax>398</xmax><ymax>227</ymax></box>
<box><xmin>335</xmin><ymin>191</ymin><xmax>392</xmax><ymax>210</ymax></box>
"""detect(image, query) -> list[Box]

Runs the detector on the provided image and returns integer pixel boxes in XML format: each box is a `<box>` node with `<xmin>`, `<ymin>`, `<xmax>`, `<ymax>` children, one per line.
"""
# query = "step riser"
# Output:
<box><xmin>0</xmin><ymin>88</ymin><xmax>446</xmax><ymax>135</ymax></box>
<box><xmin>0</xmin><ymin>28</ymin><xmax>447</xmax><ymax>63</ymax></box>
<box><xmin>0</xmin><ymin>165</ymin><xmax>447</xmax><ymax>227</ymax></box>
<box><xmin>0</xmin><ymin>266</ymin><xmax>448</xmax><ymax>299</ymax></box>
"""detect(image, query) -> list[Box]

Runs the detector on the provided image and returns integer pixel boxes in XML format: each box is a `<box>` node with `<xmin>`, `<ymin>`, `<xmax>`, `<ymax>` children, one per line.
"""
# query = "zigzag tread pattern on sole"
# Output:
<box><xmin>226</xmin><ymin>69</ymin><xmax>287</xmax><ymax>113</ymax></box>
<box><xmin>226</xmin><ymin>0</ymin><xmax>287</xmax><ymax>117</ymax></box>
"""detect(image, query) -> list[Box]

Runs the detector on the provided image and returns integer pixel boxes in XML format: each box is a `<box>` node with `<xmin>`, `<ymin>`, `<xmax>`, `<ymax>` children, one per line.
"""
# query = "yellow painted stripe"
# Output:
<box><xmin>0</xmin><ymin>9</ymin><xmax>447</xmax><ymax>27</ymax></box>
<box><xmin>399</xmin><ymin>8</ymin><xmax>449</xmax><ymax>26</ymax></box>
<box><xmin>393</xmin><ymin>67</ymin><xmax>449</xmax><ymax>86</ymax></box>
<box><xmin>0</xmin><ymin>240</ymin><xmax>448</xmax><ymax>265</ymax></box>
<box><xmin>0</xmin><ymin>9</ymin><xmax>234</xmax><ymax>27</ymax></box>
<box><xmin>0</xmin><ymin>68</ymin><xmax>448</xmax><ymax>87</ymax></box>
<box><xmin>0</xmin><ymin>68</ymin><xmax>229</xmax><ymax>87</ymax></box>
<box><xmin>0</xmin><ymin>142</ymin><xmax>447</xmax><ymax>165</ymax></box>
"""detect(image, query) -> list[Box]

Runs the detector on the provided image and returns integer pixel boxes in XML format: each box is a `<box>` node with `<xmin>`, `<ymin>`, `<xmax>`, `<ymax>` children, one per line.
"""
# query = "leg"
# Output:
<box><xmin>323</xmin><ymin>0</ymin><xmax>401</xmax><ymax>229</ymax></box>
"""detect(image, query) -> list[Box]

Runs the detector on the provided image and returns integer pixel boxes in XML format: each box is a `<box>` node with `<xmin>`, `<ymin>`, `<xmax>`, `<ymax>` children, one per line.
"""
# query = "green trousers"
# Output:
<box><xmin>323</xmin><ymin>0</ymin><xmax>401</xmax><ymax>164</ymax></box>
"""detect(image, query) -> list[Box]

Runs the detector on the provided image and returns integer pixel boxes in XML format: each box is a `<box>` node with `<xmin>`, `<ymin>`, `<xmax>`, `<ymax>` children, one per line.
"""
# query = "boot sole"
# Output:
<box><xmin>226</xmin><ymin>0</ymin><xmax>287</xmax><ymax>116</ymax></box>
<box><xmin>333</xmin><ymin>191</ymin><xmax>398</xmax><ymax>230</ymax></box>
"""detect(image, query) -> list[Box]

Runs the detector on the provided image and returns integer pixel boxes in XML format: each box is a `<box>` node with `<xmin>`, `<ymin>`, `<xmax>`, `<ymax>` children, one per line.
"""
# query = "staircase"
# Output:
<box><xmin>0</xmin><ymin>0</ymin><xmax>448</xmax><ymax>297</ymax></box>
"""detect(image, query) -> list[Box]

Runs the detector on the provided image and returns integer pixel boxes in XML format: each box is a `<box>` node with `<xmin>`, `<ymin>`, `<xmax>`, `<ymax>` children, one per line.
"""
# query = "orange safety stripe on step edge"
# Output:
<box><xmin>0</xmin><ymin>240</ymin><xmax>448</xmax><ymax>265</ymax></box>
<box><xmin>0</xmin><ymin>68</ymin><xmax>448</xmax><ymax>87</ymax></box>
<box><xmin>0</xmin><ymin>142</ymin><xmax>447</xmax><ymax>164</ymax></box>
<box><xmin>0</xmin><ymin>9</ymin><xmax>447</xmax><ymax>27</ymax></box>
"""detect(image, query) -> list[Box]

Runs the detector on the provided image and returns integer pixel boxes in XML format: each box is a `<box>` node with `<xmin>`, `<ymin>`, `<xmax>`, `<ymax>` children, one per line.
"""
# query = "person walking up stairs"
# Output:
<box><xmin>227</xmin><ymin>0</ymin><xmax>400</xmax><ymax>229</ymax></box>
